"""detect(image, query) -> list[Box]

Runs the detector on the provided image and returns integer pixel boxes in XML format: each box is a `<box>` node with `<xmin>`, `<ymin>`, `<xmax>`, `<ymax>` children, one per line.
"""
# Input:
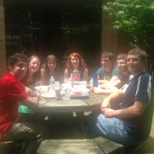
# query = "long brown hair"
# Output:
<box><xmin>66</xmin><ymin>52</ymin><xmax>86</xmax><ymax>72</ymax></box>
<box><xmin>21</xmin><ymin>55</ymin><xmax>41</xmax><ymax>85</ymax></box>
<box><xmin>41</xmin><ymin>54</ymin><xmax>60</xmax><ymax>81</ymax></box>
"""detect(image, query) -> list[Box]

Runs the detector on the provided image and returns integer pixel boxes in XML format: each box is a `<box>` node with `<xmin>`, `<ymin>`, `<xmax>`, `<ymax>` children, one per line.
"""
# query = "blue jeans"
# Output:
<box><xmin>88</xmin><ymin>112</ymin><xmax>139</xmax><ymax>145</ymax></box>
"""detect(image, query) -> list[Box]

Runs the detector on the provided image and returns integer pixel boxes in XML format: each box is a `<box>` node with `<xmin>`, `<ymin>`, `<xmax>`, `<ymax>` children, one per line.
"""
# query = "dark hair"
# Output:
<box><xmin>128</xmin><ymin>48</ymin><xmax>147</xmax><ymax>62</ymax></box>
<box><xmin>66</xmin><ymin>52</ymin><xmax>86</xmax><ymax>72</ymax></box>
<box><xmin>8</xmin><ymin>53</ymin><xmax>28</xmax><ymax>66</ymax></box>
<box><xmin>100</xmin><ymin>51</ymin><xmax>115</xmax><ymax>62</ymax></box>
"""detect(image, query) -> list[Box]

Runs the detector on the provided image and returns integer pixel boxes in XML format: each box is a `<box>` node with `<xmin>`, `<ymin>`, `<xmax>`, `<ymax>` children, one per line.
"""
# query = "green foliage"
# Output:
<box><xmin>103</xmin><ymin>0</ymin><xmax>154</xmax><ymax>75</ymax></box>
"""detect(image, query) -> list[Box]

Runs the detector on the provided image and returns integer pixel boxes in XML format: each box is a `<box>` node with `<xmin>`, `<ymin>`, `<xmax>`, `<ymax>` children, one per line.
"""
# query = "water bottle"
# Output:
<box><xmin>50</xmin><ymin>76</ymin><xmax>55</xmax><ymax>90</ymax></box>
<box><xmin>71</xmin><ymin>69</ymin><xmax>80</xmax><ymax>81</ymax></box>
<box><xmin>93</xmin><ymin>73</ymin><xmax>98</xmax><ymax>87</ymax></box>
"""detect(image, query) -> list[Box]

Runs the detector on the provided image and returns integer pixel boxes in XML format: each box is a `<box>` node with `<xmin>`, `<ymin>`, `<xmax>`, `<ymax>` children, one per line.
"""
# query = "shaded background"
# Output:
<box><xmin>4</xmin><ymin>0</ymin><xmax>102</xmax><ymax>74</ymax></box>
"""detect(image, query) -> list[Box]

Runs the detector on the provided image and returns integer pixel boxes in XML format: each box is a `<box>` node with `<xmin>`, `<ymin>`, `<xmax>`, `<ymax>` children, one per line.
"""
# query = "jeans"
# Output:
<box><xmin>88</xmin><ymin>112</ymin><xmax>139</xmax><ymax>146</ymax></box>
<box><xmin>2</xmin><ymin>122</ymin><xmax>49</xmax><ymax>154</ymax></box>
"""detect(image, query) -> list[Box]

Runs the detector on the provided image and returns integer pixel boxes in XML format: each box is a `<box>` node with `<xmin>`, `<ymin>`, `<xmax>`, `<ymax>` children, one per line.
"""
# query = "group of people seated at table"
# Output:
<box><xmin>0</xmin><ymin>48</ymin><xmax>153</xmax><ymax>153</ymax></box>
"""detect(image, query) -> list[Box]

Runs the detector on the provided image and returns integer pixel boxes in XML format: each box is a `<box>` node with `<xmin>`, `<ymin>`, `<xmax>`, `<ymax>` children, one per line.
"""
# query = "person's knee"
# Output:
<box><xmin>35</xmin><ymin>124</ymin><xmax>49</xmax><ymax>141</ymax></box>
<box><xmin>40</xmin><ymin>124</ymin><xmax>49</xmax><ymax>137</ymax></box>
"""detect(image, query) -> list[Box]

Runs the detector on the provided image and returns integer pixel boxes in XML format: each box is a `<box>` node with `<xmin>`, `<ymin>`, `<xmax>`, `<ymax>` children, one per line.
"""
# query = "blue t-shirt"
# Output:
<box><xmin>96</xmin><ymin>65</ymin><xmax>120</xmax><ymax>80</ymax></box>
<box><xmin>120</xmin><ymin>71</ymin><xmax>153</xmax><ymax>141</ymax></box>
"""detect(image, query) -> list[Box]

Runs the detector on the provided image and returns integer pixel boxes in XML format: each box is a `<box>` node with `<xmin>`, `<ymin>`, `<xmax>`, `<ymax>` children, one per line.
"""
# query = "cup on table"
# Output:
<box><xmin>55</xmin><ymin>89</ymin><xmax>61</xmax><ymax>100</ymax></box>
<box><xmin>80</xmin><ymin>81</ymin><xmax>87</xmax><ymax>89</ymax></box>
<box><xmin>54</xmin><ymin>81</ymin><xmax>60</xmax><ymax>90</ymax></box>
<box><xmin>65</xmin><ymin>80</ymin><xmax>72</xmax><ymax>92</ymax></box>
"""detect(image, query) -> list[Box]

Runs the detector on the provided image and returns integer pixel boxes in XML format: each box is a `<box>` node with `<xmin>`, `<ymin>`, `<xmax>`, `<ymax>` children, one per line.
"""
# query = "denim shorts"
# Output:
<box><xmin>88</xmin><ymin>112</ymin><xmax>139</xmax><ymax>145</ymax></box>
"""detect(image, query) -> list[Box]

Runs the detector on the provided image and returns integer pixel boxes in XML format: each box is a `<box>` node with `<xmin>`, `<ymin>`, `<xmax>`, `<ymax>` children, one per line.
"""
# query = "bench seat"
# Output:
<box><xmin>0</xmin><ymin>141</ymin><xmax>15</xmax><ymax>154</ymax></box>
<box><xmin>37</xmin><ymin>137</ymin><xmax>124</xmax><ymax>154</ymax></box>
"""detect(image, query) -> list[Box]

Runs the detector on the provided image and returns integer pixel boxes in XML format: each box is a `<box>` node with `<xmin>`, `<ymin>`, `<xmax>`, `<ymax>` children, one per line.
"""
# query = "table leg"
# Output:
<box><xmin>76</xmin><ymin>112</ymin><xmax>90</xmax><ymax>138</ymax></box>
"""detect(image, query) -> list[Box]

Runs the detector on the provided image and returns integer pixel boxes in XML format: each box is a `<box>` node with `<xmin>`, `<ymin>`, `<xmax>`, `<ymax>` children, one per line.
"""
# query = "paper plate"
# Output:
<box><xmin>41</xmin><ymin>91</ymin><xmax>65</xmax><ymax>98</ymax></box>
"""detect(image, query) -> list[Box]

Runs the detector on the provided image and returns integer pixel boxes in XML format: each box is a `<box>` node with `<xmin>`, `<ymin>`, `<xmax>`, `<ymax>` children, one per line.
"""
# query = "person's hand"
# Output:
<box><xmin>101</xmin><ymin>98</ymin><xmax>110</xmax><ymax>112</ymax></box>
<box><xmin>93</xmin><ymin>87</ymin><xmax>102</xmax><ymax>94</ymax></box>
<box><xmin>101</xmin><ymin>82</ymin><xmax>112</xmax><ymax>89</ymax></box>
<box><xmin>27</xmin><ymin>89</ymin><xmax>38</xmax><ymax>97</ymax></box>
<box><xmin>90</xmin><ymin>86</ymin><xmax>94</xmax><ymax>91</ymax></box>
<box><xmin>103</xmin><ymin>108</ymin><xmax>114</xmax><ymax>117</ymax></box>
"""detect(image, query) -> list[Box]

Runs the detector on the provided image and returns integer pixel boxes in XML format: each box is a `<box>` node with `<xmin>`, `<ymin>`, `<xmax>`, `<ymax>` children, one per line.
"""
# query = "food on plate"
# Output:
<box><xmin>34</xmin><ymin>86</ymin><xmax>49</xmax><ymax>94</ymax></box>
<box><xmin>73</xmin><ymin>89</ymin><xmax>82</xmax><ymax>95</ymax></box>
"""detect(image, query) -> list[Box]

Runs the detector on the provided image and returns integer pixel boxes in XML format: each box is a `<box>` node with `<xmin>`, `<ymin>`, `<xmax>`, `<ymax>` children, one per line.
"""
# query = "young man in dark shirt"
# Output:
<box><xmin>88</xmin><ymin>48</ymin><xmax>154</xmax><ymax>146</ymax></box>
<box><xmin>92</xmin><ymin>53</ymin><xmax>132</xmax><ymax>94</ymax></box>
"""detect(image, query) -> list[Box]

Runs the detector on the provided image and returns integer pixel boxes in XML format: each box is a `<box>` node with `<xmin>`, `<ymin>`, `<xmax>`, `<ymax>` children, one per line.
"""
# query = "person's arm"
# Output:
<box><xmin>103</xmin><ymin>101</ymin><xmax>147</xmax><ymax>118</ymax></box>
<box><xmin>93</xmin><ymin>86</ymin><xmax>118</xmax><ymax>94</ymax></box>
<box><xmin>107</xmin><ymin>66</ymin><xmax>122</xmax><ymax>87</ymax></box>
<box><xmin>39</xmin><ymin>68</ymin><xmax>46</xmax><ymax>85</ymax></box>
<box><xmin>101</xmin><ymin>76</ymin><xmax>121</xmax><ymax>89</ymax></box>
<box><xmin>83</xmin><ymin>68</ymin><xmax>88</xmax><ymax>81</ymax></box>
<box><xmin>110</xmin><ymin>76</ymin><xmax>121</xmax><ymax>86</ymax></box>
<box><xmin>64</xmin><ymin>69</ymin><xmax>69</xmax><ymax>82</ymax></box>
<box><xmin>25</xmin><ymin>86</ymin><xmax>37</xmax><ymax>97</ymax></box>
<box><xmin>89</xmin><ymin>78</ymin><xmax>92</xmax><ymax>83</ymax></box>
<box><xmin>101</xmin><ymin>89</ymin><xmax>124</xmax><ymax>112</ymax></box>
<box><xmin>22</xmin><ymin>96</ymin><xmax>38</xmax><ymax>110</ymax></box>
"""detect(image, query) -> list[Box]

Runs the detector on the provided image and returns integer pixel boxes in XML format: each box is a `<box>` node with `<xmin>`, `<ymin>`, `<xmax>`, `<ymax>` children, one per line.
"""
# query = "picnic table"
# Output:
<box><xmin>37</xmin><ymin>91</ymin><xmax>107</xmax><ymax>113</ymax></box>
<box><xmin>28</xmin><ymin>88</ymin><xmax>124</xmax><ymax>154</ymax></box>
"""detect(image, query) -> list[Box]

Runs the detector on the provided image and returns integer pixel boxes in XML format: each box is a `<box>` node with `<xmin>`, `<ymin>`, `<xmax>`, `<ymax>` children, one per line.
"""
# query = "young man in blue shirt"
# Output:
<box><xmin>92</xmin><ymin>54</ymin><xmax>132</xmax><ymax>94</ymax></box>
<box><xmin>88</xmin><ymin>48</ymin><xmax>154</xmax><ymax>146</ymax></box>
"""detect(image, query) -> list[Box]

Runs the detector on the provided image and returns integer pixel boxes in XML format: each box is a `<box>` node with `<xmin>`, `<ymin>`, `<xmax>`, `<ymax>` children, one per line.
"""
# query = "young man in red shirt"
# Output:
<box><xmin>0</xmin><ymin>53</ymin><xmax>49</xmax><ymax>154</ymax></box>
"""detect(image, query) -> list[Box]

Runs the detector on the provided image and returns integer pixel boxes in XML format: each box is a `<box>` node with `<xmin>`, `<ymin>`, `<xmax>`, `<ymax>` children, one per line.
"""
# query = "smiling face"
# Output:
<box><xmin>47</xmin><ymin>59</ymin><xmax>56</xmax><ymax>71</ymax></box>
<box><xmin>71</xmin><ymin>56</ymin><xmax>79</xmax><ymax>69</ymax></box>
<box><xmin>127</xmin><ymin>54</ymin><xmax>145</xmax><ymax>75</ymax></box>
<box><xmin>29</xmin><ymin>57</ymin><xmax>40</xmax><ymax>73</ymax></box>
<box><xmin>10</xmin><ymin>60</ymin><xmax>27</xmax><ymax>80</ymax></box>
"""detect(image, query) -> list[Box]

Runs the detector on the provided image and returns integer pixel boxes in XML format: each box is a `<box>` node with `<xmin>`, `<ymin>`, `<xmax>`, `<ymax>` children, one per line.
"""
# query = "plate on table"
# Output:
<box><xmin>72</xmin><ymin>88</ymin><xmax>90</xmax><ymax>95</ymax></box>
<box><xmin>70</xmin><ymin>92</ymin><xmax>90</xmax><ymax>99</ymax></box>
<box><xmin>70</xmin><ymin>88</ymin><xmax>90</xmax><ymax>99</ymax></box>
<box><xmin>34</xmin><ymin>86</ymin><xmax>49</xmax><ymax>94</ymax></box>
<box><xmin>41</xmin><ymin>91</ymin><xmax>65</xmax><ymax>98</ymax></box>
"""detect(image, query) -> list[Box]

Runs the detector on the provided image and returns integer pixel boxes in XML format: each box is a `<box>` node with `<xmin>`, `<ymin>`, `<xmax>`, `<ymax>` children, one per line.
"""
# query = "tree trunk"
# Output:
<box><xmin>0</xmin><ymin>0</ymin><xmax>6</xmax><ymax>76</ymax></box>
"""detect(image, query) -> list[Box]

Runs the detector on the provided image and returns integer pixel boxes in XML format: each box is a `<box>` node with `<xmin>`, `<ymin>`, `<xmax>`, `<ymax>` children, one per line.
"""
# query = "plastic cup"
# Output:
<box><xmin>55</xmin><ymin>89</ymin><xmax>61</xmax><ymax>100</ymax></box>
<box><xmin>54</xmin><ymin>81</ymin><xmax>60</xmax><ymax>89</ymax></box>
<box><xmin>80</xmin><ymin>81</ymin><xmax>87</xmax><ymax>89</ymax></box>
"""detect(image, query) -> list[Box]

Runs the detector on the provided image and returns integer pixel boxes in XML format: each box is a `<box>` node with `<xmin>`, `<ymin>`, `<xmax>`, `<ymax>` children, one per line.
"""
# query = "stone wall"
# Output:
<box><xmin>0</xmin><ymin>0</ymin><xmax>6</xmax><ymax>76</ymax></box>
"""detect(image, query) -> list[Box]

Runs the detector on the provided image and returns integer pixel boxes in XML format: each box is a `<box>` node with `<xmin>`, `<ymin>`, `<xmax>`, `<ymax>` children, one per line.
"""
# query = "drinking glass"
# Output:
<box><xmin>54</xmin><ymin>81</ymin><xmax>60</xmax><ymax>90</ymax></box>
<box><xmin>80</xmin><ymin>81</ymin><xmax>87</xmax><ymax>89</ymax></box>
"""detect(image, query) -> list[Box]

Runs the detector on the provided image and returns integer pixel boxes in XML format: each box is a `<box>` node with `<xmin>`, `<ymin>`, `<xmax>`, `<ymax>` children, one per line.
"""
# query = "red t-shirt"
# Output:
<box><xmin>0</xmin><ymin>71</ymin><xmax>29</xmax><ymax>140</ymax></box>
